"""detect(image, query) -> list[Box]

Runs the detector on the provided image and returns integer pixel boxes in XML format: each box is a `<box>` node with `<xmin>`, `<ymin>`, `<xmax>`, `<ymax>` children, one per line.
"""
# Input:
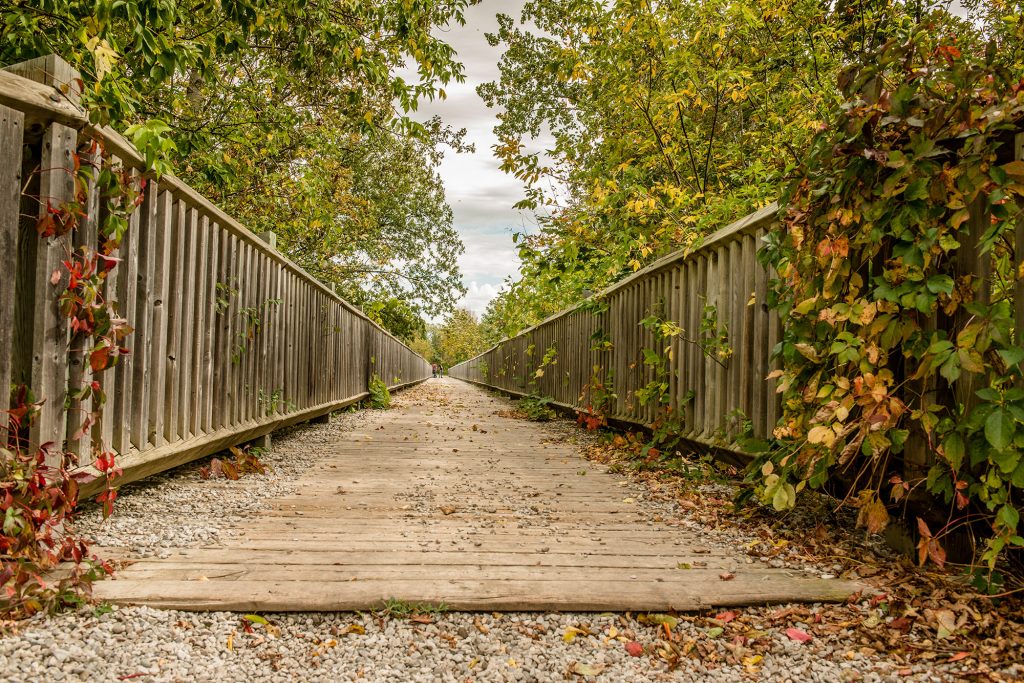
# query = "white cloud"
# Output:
<box><xmin>398</xmin><ymin>1</ymin><xmax>530</xmax><ymax>315</ymax></box>
<box><xmin>462</xmin><ymin>281</ymin><xmax>502</xmax><ymax>316</ymax></box>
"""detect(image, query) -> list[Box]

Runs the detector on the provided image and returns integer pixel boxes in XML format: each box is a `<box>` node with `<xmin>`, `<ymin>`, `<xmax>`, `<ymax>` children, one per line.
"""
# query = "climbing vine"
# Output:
<box><xmin>2</xmin><ymin>137</ymin><xmax>140</xmax><ymax>618</ymax></box>
<box><xmin>754</xmin><ymin>28</ymin><xmax>1024</xmax><ymax>569</ymax></box>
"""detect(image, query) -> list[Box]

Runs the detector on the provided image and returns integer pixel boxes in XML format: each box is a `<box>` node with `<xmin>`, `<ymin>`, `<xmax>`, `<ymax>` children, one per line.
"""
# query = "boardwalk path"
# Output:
<box><xmin>94</xmin><ymin>378</ymin><xmax>859</xmax><ymax>611</ymax></box>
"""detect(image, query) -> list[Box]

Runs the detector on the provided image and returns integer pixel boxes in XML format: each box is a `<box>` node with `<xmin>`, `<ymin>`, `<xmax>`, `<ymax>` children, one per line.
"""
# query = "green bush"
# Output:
<box><xmin>368</xmin><ymin>374</ymin><xmax>391</xmax><ymax>409</ymax></box>
<box><xmin>520</xmin><ymin>394</ymin><xmax>556</xmax><ymax>421</ymax></box>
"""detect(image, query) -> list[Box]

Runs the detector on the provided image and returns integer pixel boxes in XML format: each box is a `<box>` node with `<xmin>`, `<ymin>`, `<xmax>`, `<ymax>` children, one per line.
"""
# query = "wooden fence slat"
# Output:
<box><xmin>200</xmin><ymin>221</ymin><xmax>218</xmax><ymax>433</ymax></box>
<box><xmin>176</xmin><ymin>206</ymin><xmax>198</xmax><ymax>438</ymax></box>
<box><xmin>148</xmin><ymin>190</ymin><xmax>172</xmax><ymax>447</ymax></box>
<box><xmin>0</xmin><ymin>105</ymin><xmax>24</xmax><ymax>442</ymax></box>
<box><xmin>130</xmin><ymin>178</ymin><xmax>158</xmax><ymax>450</ymax></box>
<box><xmin>163</xmin><ymin>200</ymin><xmax>185</xmax><ymax>443</ymax></box>
<box><xmin>112</xmin><ymin>166</ymin><xmax>139</xmax><ymax>456</ymax></box>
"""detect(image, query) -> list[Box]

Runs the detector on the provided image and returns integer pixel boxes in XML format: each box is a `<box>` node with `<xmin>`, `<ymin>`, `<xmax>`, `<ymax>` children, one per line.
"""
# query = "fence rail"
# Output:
<box><xmin>0</xmin><ymin>55</ymin><xmax>430</xmax><ymax>495</ymax></box>
<box><xmin>451</xmin><ymin>204</ymin><xmax>781</xmax><ymax>454</ymax></box>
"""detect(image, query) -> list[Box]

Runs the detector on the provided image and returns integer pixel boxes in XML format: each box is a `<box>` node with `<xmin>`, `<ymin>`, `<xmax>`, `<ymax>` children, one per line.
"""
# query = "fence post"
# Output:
<box><xmin>0</xmin><ymin>105</ymin><xmax>25</xmax><ymax>444</ymax></box>
<box><xmin>3</xmin><ymin>55</ymin><xmax>82</xmax><ymax>465</ymax></box>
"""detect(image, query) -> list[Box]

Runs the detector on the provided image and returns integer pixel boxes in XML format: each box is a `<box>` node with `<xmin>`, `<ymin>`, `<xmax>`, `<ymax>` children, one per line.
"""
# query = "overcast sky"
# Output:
<box><xmin>409</xmin><ymin>0</ymin><xmax>532</xmax><ymax>318</ymax></box>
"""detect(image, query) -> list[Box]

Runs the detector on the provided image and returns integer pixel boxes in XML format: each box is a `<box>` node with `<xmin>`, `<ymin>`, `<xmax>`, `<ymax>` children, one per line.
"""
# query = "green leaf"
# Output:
<box><xmin>998</xmin><ymin>347</ymin><xmax>1024</xmax><ymax>368</ymax></box>
<box><xmin>941</xmin><ymin>433</ymin><xmax>965</xmax><ymax>470</ymax></box>
<box><xmin>997</xmin><ymin>505</ymin><xmax>1019</xmax><ymax>532</ymax></box>
<box><xmin>985</xmin><ymin>410</ymin><xmax>1015</xmax><ymax>451</ymax></box>
<box><xmin>926</xmin><ymin>275</ymin><xmax>954</xmax><ymax>295</ymax></box>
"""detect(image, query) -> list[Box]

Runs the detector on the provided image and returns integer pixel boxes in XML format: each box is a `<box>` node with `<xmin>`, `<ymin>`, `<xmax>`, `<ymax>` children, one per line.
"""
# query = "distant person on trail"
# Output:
<box><xmin>431</xmin><ymin>363</ymin><xmax>438</xmax><ymax>378</ymax></box>
<box><xmin>437</xmin><ymin>365</ymin><xmax>443</xmax><ymax>377</ymax></box>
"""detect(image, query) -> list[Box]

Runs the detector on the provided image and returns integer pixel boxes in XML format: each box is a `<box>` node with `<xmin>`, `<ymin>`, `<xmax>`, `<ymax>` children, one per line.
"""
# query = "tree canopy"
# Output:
<box><xmin>477</xmin><ymin>0</ymin><xmax>987</xmax><ymax>335</ymax></box>
<box><xmin>1</xmin><ymin>0</ymin><xmax>475</xmax><ymax>327</ymax></box>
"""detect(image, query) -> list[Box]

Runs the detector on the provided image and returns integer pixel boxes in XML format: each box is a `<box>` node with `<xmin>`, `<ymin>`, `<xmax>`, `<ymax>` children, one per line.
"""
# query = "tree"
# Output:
<box><xmin>435</xmin><ymin>308</ymin><xmax>489</xmax><ymax>368</ymax></box>
<box><xmin>1</xmin><ymin>0</ymin><xmax>473</xmax><ymax>317</ymax></box>
<box><xmin>478</xmin><ymin>0</ymin><xmax>970</xmax><ymax>334</ymax></box>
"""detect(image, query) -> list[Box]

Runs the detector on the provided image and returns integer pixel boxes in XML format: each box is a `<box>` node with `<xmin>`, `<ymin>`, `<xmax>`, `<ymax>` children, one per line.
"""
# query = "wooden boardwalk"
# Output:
<box><xmin>93</xmin><ymin>379</ymin><xmax>860</xmax><ymax>612</ymax></box>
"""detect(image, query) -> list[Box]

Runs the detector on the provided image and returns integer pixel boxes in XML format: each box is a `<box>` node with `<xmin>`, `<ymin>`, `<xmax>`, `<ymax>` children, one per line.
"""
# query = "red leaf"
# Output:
<box><xmin>89</xmin><ymin>346</ymin><xmax>111</xmax><ymax>372</ymax></box>
<box><xmin>624</xmin><ymin>641</ymin><xmax>643</xmax><ymax>657</ymax></box>
<box><xmin>785</xmin><ymin>628</ymin><xmax>812</xmax><ymax>642</ymax></box>
<box><xmin>714</xmin><ymin>611</ymin><xmax>737</xmax><ymax>623</ymax></box>
<box><xmin>948</xmin><ymin>652</ymin><xmax>971</xmax><ymax>663</ymax></box>
<box><xmin>887</xmin><ymin>617</ymin><xmax>912</xmax><ymax>633</ymax></box>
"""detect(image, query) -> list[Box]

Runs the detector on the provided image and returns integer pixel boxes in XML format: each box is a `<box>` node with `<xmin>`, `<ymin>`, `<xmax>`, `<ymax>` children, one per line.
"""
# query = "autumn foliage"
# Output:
<box><xmin>756</xmin><ymin>27</ymin><xmax>1024</xmax><ymax>569</ymax></box>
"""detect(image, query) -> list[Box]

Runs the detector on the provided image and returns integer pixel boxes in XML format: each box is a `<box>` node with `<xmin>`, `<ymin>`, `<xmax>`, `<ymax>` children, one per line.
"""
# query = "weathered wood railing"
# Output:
<box><xmin>451</xmin><ymin>204</ymin><xmax>781</xmax><ymax>454</ymax></box>
<box><xmin>0</xmin><ymin>56</ymin><xmax>430</xmax><ymax>495</ymax></box>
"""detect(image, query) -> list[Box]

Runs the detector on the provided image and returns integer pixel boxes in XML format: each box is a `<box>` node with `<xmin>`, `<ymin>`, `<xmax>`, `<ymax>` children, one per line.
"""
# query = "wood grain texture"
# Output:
<box><xmin>94</xmin><ymin>379</ymin><xmax>862</xmax><ymax>612</ymax></box>
<box><xmin>0</xmin><ymin>106</ymin><xmax>24</xmax><ymax>437</ymax></box>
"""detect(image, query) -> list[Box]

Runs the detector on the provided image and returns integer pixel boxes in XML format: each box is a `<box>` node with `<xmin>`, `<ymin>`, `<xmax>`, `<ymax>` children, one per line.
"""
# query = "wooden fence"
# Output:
<box><xmin>451</xmin><ymin>204</ymin><xmax>781</xmax><ymax>454</ymax></box>
<box><xmin>0</xmin><ymin>56</ymin><xmax>430</xmax><ymax>495</ymax></box>
<box><xmin>452</xmin><ymin>132</ymin><xmax>1024</xmax><ymax>483</ymax></box>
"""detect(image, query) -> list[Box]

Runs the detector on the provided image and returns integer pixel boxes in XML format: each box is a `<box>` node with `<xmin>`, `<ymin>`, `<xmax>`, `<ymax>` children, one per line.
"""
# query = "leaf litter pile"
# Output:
<box><xmin>575</xmin><ymin>431</ymin><xmax>1024</xmax><ymax>681</ymax></box>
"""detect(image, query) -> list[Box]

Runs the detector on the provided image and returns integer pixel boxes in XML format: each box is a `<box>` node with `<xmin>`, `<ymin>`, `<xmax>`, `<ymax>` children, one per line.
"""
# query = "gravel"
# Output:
<box><xmin>1</xmin><ymin>382</ymin><xmax>1014</xmax><ymax>682</ymax></box>
<box><xmin>0</xmin><ymin>606</ymin><xmax>970</xmax><ymax>683</ymax></box>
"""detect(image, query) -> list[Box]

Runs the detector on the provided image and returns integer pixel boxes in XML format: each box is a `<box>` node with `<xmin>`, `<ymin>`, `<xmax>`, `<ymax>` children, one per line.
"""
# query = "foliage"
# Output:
<box><xmin>478</xmin><ymin>0</ymin><xmax>850</xmax><ymax>332</ymax></box>
<box><xmin>1</xmin><ymin>427</ymin><xmax>109</xmax><ymax>618</ymax></box>
<box><xmin>519</xmin><ymin>394</ymin><xmax>556</xmax><ymax>422</ymax></box>
<box><xmin>363</xmin><ymin>298</ymin><xmax>426</xmax><ymax>345</ymax></box>
<box><xmin>1</xmin><ymin>135</ymin><xmax>147</xmax><ymax>618</ymax></box>
<box><xmin>199</xmin><ymin>446</ymin><xmax>268</xmax><ymax>481</ymax></box>
<box><xmin>433</xmin><ymin>308</ymin><xmax>490</xmax><ymax>369</ymax></box>
<box><xmin>0</xmin><ymin>0</ymin><xmax>474</xmax><ymax>318</ymax></box>
<box><xmin>376</xmin><ymin>598</ymin><xmax>449</xmax><ymax>620</ymax></box>
<box><xmin>478</xmin><ymin>0</ymin><xmax>985</xmax><ymax>338</ymax></box>
<box><xmin>368</xmin><ymin>374</ymin><xmax>392</xmax><ymax>409</ymax></box>
<box><xmin>754</xmin><ymin>11</ymin><xmax>1024</xmax><ymax>568</ymax></box>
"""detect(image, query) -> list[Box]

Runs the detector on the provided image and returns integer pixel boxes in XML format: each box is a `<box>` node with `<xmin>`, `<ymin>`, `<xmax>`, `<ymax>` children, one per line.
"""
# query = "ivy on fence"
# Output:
<box><xmin>752</xmin><ymin>29</ymin><xmax>1024</xmax><ymax>570</ymax></box>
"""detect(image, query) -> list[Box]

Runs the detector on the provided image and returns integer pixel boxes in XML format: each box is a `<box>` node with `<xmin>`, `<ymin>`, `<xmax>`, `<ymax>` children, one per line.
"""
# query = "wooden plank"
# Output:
<box><xmin>147</xmin><ymin>191</ymin><xmax>173</xmax><ymax>447</ymax></box>
<box><xmin>211</xmin><ymin>229</ymin><xmax>232</xmax><ymax>429</ymax></box>
<box><xmin>129</xmin><ymin>178</ymin><xmax>158</xmax><ymax>450</ymax></box>
<box><xmin>176</xmin><ymin>206</ymin><xmax>198</xmax><ymax>438</ymax></box>
<box><xmin>112</xmin><ymin>166</ymin><xmax>140</xmax><ymax>456</ymax></box>
<box><xmin>189</xmin><ymin>214</ymin><xmax>210</xmax><ymax>437</ymax></box>
<box><xmin>0</xmin><ymin>67</ymin><xmax>88</xmax><ymax>131</ymax></box>
<box><xmin>65</xmin><ymin>148</ymin><xmax>100</xmax><ymax>456</ymax></box>
<box><xmin>94</xmin><ymin>379</ymin><xmax>861</xmax><ymax>612</ymax></box>
<box><xmin>0</xmin><ymin>105</ymin><xmax>23</xmax><ymax>440</ymax></box>
<box><xmin>201</xmin><ymin>222</ymin><xmax>218</xmax><ymax>433</ymax></box>
<box><xmin>162</xmin><ymin>199</ymin><xmax>185</xmax><ymax>443</ymax></box>
<box><xmin>30</xmin><ymin>121</ymin><xmax>77</xmax><ymax>462</ymax></box>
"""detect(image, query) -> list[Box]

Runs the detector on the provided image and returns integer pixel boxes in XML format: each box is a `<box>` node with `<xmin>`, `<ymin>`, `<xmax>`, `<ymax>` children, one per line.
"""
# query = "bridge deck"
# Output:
<box><xmin>94</xmin><ymin>379</ymin><xmax>859</xmax><ymax>612</ymax></box>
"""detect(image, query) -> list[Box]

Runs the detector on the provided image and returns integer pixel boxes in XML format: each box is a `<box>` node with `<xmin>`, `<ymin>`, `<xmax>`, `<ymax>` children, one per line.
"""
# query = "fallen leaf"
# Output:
<box><xmin>638</xmin><ymin>613</ymin><xmax>679</xmax><ymax>628</ymax></box>
<box><xmin>410</xmin><ymin>614</ymin><xmax>433</xmax><ymax>624</ymax></box>
<box><xmin>439</xmin><ymin>505</ymin><xmax>457</xmax><ymax>515</ymax></box>
<box><xmin>569</xmin><ymin>662</ymin><xmax>606</xmax><ymax>677</ymax></box>
<box><xmin>785</xmin><ymin>628</ymin><xmax>812</xmax><ymax>642</ymax></box>
<box><xmin>243</xmin><ymin>614</ymin><xmax>268</xmax><ymax>625</ymax></box>
<box><xmin>706</xmin><ymin>626</ymin><xmax>724</xmax><ymax>639</ymax></box>
<box><xmin>563</xmin><ymin>625</ymin><xmax>591</xmax><ymax>642</ymax></box>
<box><xmin>714</xmin><ymin>611</ymin><xmax>737</xmax><ymax>623</ymax></box>
<box><xmin>474</xmin><ymin>617</ymin><xmax>489</xmax><ymax>634</ymax></box>
<box><xmin>719</xmin><ymin>572</ymin><xmax>735</xmax><ymax>581</ymax></box>
<box><xmin>743</xmin><ymin>654</ymin><xmax>763</xmax><ymax>673</ymax></box>
<box><xmin>625</xmin><ymin>641</ymin><xmax>643</xmax><ymax>657</ymax></box>
<box><xmin>339</xmin><ymin>624</ymin><xmax>365</xmax><ymax>636</ymax></box>
<box><xmin>948</xmin><ymin>652</ymin><xmax>971</xmax><ymax>663</ymax></box>
<box><xmin>887</xmin><ymin>617</ymin><xmax>912</xmax><ymax>633</ymax></box>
